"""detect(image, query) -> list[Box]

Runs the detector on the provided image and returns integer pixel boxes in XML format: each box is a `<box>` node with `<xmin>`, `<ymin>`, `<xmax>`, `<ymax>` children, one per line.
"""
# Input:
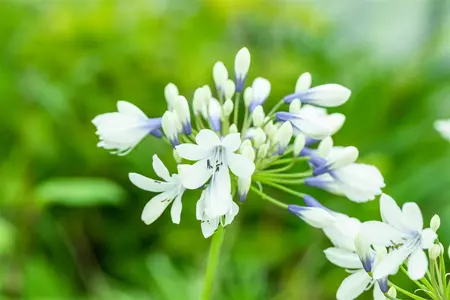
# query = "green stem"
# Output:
<box><xmin>389</xmin><ymin>282</ymin><xmax>428</xmax><ymax>300</ymax></box>
<box><xmin>256</xmin><ymin>171</ymin><xmax>313</xmax><ymax>178</ymax></box>
<box><xmin>257</xmin><ymin>180</ymin><xmax>305</xmax><ymax>198</ymax></box>
<box><xmin>233</xmin><ymin>92</ymin><xmax>240</xmax><ymax>126</ymax></box>
<box><xmin>201</xmin><ymin>226</ymin><xmax>225</xmax><ymax>300</ymax></box>
<box><xmin>265</xmin><ymin>100</ymin><xmax>284</xmax><ymax>122</ymax></box>
<box><xmin>250</xmin><ymin>185</ymin><xmax>288</xmax><ymax>209</ymax></box>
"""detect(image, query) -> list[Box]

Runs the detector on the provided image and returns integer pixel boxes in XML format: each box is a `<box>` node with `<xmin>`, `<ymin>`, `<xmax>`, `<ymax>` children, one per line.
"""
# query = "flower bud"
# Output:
<box><xmin>431</xmin><ymin>214</ymin><xmax>440</xmax><ymax>232</ymax></box>
<box><xmin>174</xmin><ymin>96</ymin><xmax>192</xmax><ymax>135</ymax></box>
<box><xmin>257</xmin><ymin>143</ymin><xmax>270</xmax><ymax>159</ymax></box>
<box><xmin>193</xmin><ymin>87</ymin><xmax>208</xmax><ymax>116</ymax></box>
<box><xmin>229</xmin><ymin>124</ymin><xmax>238</xmax><ymax>134</ymax></box>
<box><xmin>289</xmin><ymin>99</ymin><xmax>302</xmax><ymax>114</ymax></box>
<box><xmin>213</xmin><ymin>61</ymin><xmax>228</xmax><ymax>91</ymax></box>
<box><xmin>240</xmin><ymin>139</ymin><xmax>255</xmax><ymax>161</ymax></box>
<box><xmin>234</xmin><ymin>47</ymin><xmax>251</xmax><ymax>92</ymax></box>
<box><xmin>318</xmin><ymin>137</ymin><xmax>333</xmax><ymax>157</ymax></box>
<box><xmin>224</xmin><ymin>79</ymin><xmax>236</xmax><ymax>100</ymax></box>
<box><xmin>264</xmin><ymin>121</ymin><xmax>278</xmax><ymax>141</ymax></box>
<box><xmin>162</xmin><ymin>111</ymin><xmax>179</xmax><ymax>147</ymax></box>
<box><xmin>387</xmin><ymin>287</ymin><xmax>397</xmax><ymax>298</ymax></box>
<box><xmin>253</xmin><ymin>127</ymin><xmax>267</xmax><ymax>148</ymax></box>
<box><xmin>238</xmin><ymin>177</ymin><xmax>251</xmax><ymax>202</ymax></box>
<box><xmin>164</xmin><ymin>83</ymin><xmax>179</xmax><ymax>110</ymax></box>
<box><xmin>223</xmin><ymin>99</ymin><xmax>234</xmax><ymax>117</ymax></box>
<box><xmin>295</xmin><ymin>72</ymin><xmax>312</xmax><ymax>93</ymax></box>
<box><xmin>209</xmin><ymin>98</ymin><xmax>222</xmax><ymax>132</ymax></box>
<box><xmin>244</xmin><ymin>87</ymin><xmax>253</xmax><ymax>107</ymax></box>
<box><xmin>252</xmin><ymin>105</ymin><xmax>265</xmax><ymax>127</ymax></box>
<box><xmin>275</xmin><ymin>122</ymin><xmax>293</xmax><ymax>154</ymax></box>
<box><xmin>293</xmin><ymin>134</ymin><xmax>306</xmax><ymax>156</ymax></box>
<box><xmin>173</xmin><ymin>149</ymin><xmax>182</xmax><ymax>163</ymax></box>
<box><xmin>429</xmin><ymin>244</ymin><xmax>441</xmax><ymax>260</ymax></box>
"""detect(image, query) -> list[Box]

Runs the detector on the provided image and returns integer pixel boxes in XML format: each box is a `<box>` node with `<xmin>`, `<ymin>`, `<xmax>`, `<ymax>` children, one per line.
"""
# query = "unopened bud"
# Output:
<box><xmin>224</xmin><ymin>79</ymin><xmax>236</xmax><ymax>100</ymax></box>
<box><xmin>164</xmin><ymin>83</ymin><xmax>179</xmax><ymax>110</ymax></box>
<box><xmin>289</xmin><ymin>99</ymin><xmax>302</xmax><ymax>114</ymax></box>
<box><xmin>238</xmin><ymin>177</ymin><xmax>251</xmax><ymax>202</ymax></box>
<box><xmin>257</xmin><ymin>143</ymin><xmax>270</xmax><ymax>159</ymax></box>
<box><xmin>252</xmin><ymin>106</ymin><xmax>265</xmax><ymax>127</ymax></box>
<box><xmin>162</xmin><ymin>111</ymin><xmax>179</xmax><ymax>147</ymax></box>
<box><xmin>244</xmin><ymin>87</ymin><xmax>253</xmax><ymax>107</ymax></box>
<box><xmin>223</xmin><ymin>99</ymin><xmax>234</xmax><ymax>117</ymax></box>
<box><xmin>213</xmin><ymin>61</ymin><xmax>228</xmax><ymax>91</ymax></box>
<box><xmin>387</xmin><ymin>287</ymin><xmax>397</xmax><ymax>298</ymax></box>
<box><xmin>229</xmin><ymin>124</ymin><xmax>238</xmax><ymax>134</ymax></box>
<box><xmin>431</xmin><ymin>214</ymin><xmax>440</xmax><ymax>232</ymax></box>
<box><xmin>295</xmin><ymin>72</ymin><xmax>312</xmax><ymax>93</ymax></box>
<box><xmin>193</xmin><ymin>87</ymin><xmax>207</xmax><ymax>116</ymax></box>
<box><xmin>253</xmin><ymin>127</ymin><xmax>267</xmax><ymax>148</ymax></box>
<box><xmin>264</xmin><ymin>121</ymin><xmax>278</xmax><ymax>141</ymax></box>
<box><xmin>293</xmin><ymin>134</ymin><xmax>306</xmax><ymax>156</ymax></box>
<box><xmin>234</xmin><ymin>47</ymin><xmax>251</xmax><ymax>92</ymax></box>
<box><xmin>173</xmin><ymin>149</ymin><xmax>182</xmax><ymax>163</ymax></box>
<box><xmin>318</xmin><ymin>137</ymin><xmax>333</xmax><ymax>157</ymax></box>
<box><xmin>430</xmin><ymin>244</ymin><xmax>441</xmax><ymax>260</ymax></box>
<box><xmin>240</xmin><ymin>140</ymin><xmax>255</xmax><ymax>161</ymax></box>
<box><xmin>275</xmin><ymin>122</ymin><xmax>293</xmax><ymax>154</ymax></box>
<box><xmin>174</xmin><ymin>96</ymin><xmax>192</xmax><ymax>135</ymax></box>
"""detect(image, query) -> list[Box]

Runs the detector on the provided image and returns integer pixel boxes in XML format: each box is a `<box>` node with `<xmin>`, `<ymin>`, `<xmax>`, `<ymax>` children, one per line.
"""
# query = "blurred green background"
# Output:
<box><xmin>1</xmin><ymin>0</ymin><xmax>450</xmax><ymax>299</ymax></box>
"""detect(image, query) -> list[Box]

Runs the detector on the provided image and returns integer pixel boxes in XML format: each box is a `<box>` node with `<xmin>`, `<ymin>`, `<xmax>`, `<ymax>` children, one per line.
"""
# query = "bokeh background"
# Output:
<box><xmin>1</xmin><ymin>0</ymin><xmax>450</xmax><ymax>299</ymax></box>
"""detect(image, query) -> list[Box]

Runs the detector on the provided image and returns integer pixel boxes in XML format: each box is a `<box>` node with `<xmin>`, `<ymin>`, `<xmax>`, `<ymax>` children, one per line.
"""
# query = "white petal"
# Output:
<box><xmin>380</xmin><ymin>193</ymin><xmax>408</xmax><ymax>230</ymax></box>
<box><xmin>201</xmin><ymin>218</ymin><xmax>220</xmax><ymax>238</ymax></box>
<box><xmin>196</xmin><ymin>129</ymin><xmax>221</xmax><ymax>147</ymax></box>
<box><xmin>324</xmin><ymin>248</ymin><xmax>362</xmax><ymax>269</ymax></box>
<box><xmin>435</xmin><ymin>119</ymin><xmax>450</xmax><ymax>140</ymax></box>
<box><xmin>224</xmin><ymin>201</ymin><xmax>239</xmax><ymax>226</ymax></box>
<box><xmin>421</xmin><ymin>228</ymin><xmax>437</xmax><ymax>249</ymax></box>
<box><xmin>175</xmin><ymin>144</ymin><xmax>214</xmax><ymax>161</ymax></box>
<box><xmin>177</xmin><ymin>160</ymin><xmax>212</xmax><ymax>189</ymax></box>
<box><xmin>295</xmin><ymin>72</ymin><xmax>312</xmax><ymax>93</ymax></box>
<box><xmin>116</xmin><ymin>101</ymin><xmax>147</xmax><ymax>119</ymax></box>
<box><xmin>196</xmin><ymin>192</ymin><xmax>206</xmax><ymax>220</ymax></box>
<box><xmin>129</xmin><ymin>173</ymin><xmax>173</xmax><ymax>192</ymax></box>
<box><xmin>373</xmin><ymin>283</ymin><xmax>386</xmax><ymax>300</ymax></box>
<box><xmin>408</xmin><ymin>249</ymin><xmax>427</xmax><ymax>280</ymax></box>
<box><xmin>327</xmin><ymin>113</ymin><xmax>346</xmax><ymax>135</ymax></box>
<box><xmin>323</xmin><ymin>215</ymin><xmax>361</xmax><ymax>251</ymax></box>
<box><xmin>298</xmin><ymin>207</ymin><xmax>336</xmax><ymax>228</ymax></box>
<box><xmin>290</xmin><ymin>117</ymin><xmax>331</xmax><ymax>139</ymax></box>
<box><xmin>360</xmin><ymin>221</ymin><xmax>409</xmax><ymax>247</ymax></box>
<box><xmin>372</xmin><ymin>245</ymin><xmax>411</xmax><ymax>279</ymax></box>
<box><xmin>226</xmin><ymin>152</ymin><xmax>255</xmax><ymax>179</ymax></box>
<box><xmin>221</xmin><ymin>133</ymin><xmax>241</xmax><ymax>152</ymax></box>
<box><xmin>141</xmin><ymin>192</ymin><xmax>173</xmax><ymax>225</ymax></box>
<box><xmin>205</xmin><ymin>163</ymin><xmax>232</xmax><ymax>218</ymax></box>
<box><xmin>302</xmin><ymin>84</ymin><xmax>351</xmax><ymax>107</ymax></box>
<box><xmin>402</xmin><ymin>202</ymin><xmax>423</xmax><ymax>232</ymax></box>
<box><xmin>252</xmin><ymin>77</ymin><xmax>271</xmax><ymax>102</ymax></box>
<box><xmin>152</xmin><ymin>154</ymin><xmax>171</xmax><ymax>181</ymax></box>
<box><xmin>170</xmin><ymin>192</ymin><xmax>184</xmax><ymax>224</ymax></box>
<box><xmin>336</xmin><ymin>269</ymin><xmax>372</xmax><ymax>300</ymax></box>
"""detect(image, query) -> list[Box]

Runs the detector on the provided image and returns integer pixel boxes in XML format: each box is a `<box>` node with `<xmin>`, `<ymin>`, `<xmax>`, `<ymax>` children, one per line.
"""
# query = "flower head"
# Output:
<box><xmin>129</xmin><ymin>155</ymin><xmax>185</xmax><ymax>225</ymax></box>
<box><xmin>92</xmin><ymin>101</ymin><xmax>162</xmax><ymax>155</ymax></box>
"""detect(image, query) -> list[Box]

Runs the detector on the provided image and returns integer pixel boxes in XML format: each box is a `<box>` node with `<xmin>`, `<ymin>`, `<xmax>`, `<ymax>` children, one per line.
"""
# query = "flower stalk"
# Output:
<box><xmin>201</xmin><ymin>226</ymin><xmax>225</xmax><ymax>300</ymax></box>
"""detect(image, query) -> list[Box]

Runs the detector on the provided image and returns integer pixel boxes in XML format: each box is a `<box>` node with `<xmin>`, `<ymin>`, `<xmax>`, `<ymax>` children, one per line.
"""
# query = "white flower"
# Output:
<box><xmin>434</xmin><ymin>119</ymin><xmax>450</xmax><ymax>141</ymax></box>
<box><xmin>274</xmin><ymin>121</ymin><xmax>293</xmax><ymax>154</ymax></box>
<box><xmin>176</xmin><ymin>129</ymin><xmax>255</xmax><ymax>218</ymax></box>
<box><xmin>92</xmin><ymin>101</ymin><xmax>162</xmax><ymax>155</ymax></box>
<box><xmin>293</xmin><ymin>134</ymin><xmax>306</xmax><ymax>156</ymax></box>
<box><xmin>289</xmin><ymin>99</ymin><xmax>302</xmax><ymax>114</ymax></box>
<box><xmin>196</xmin><ymin>189</ymin><xmax>239</xmax><ymax>238</ymax></box>
<box><xmin>234</xmin><ymin>47</ymin><xmax>251</xmax><ymax>92</ymax></box>
<box><xmin>361</xmin><ymin>194</ymin><xmax>437</xmax><ymax>280</ymax></box>
<box><xmin>283</xmin><ymin>83</ymin><xmax>351</xmax><ymax>107</ymax></box>
<box><xmin>276</xmin><ymin>105</ymin><xmax>345</xmax><ymax>140</ymax></box>
<box><xmin>213</xmin><ymin>61</ymin><xmax>228</xmax><ymax>93</ymax></box>
<box><xmin>224</xmin><ymin>79</ymin><xmax>236</xmax><ymax>100</ymax></box>
<box><xmin>193</xmin><ymin>87</ymin><xmax>209</xmax><ymax>117</ymax></box>
<box><xmin>249</xmin><ymin>77</ymin><xmax>271</xmax><ymax>112</ymax></box>
<box><xmin>295</xmin><ymin>72</ymin><xmax>312</xmax><ymax>93</ymax></box>
<box><xmin>238</xmin><ymin>178</ymin><xmax>251</xmax><ymax>202</ymax></box>
<box><xmin>252</xmin><ymin>105</ymin><xmax>265</xmax><ymax>127</ymax></box>
<box><xmin>129</xmin><ymin>155</ymin><xmax>185</xmax><ymax>225</ymax></box>
<box><xmin>223</xmin><ymin>99</ymin><xmax>234</xmax><ymax>117</ymax></box>
<box><xmin>244</xmin><ymin>87</ymin><xmax>253</xmax><ymax>107</ymax></box>
<box><xmin>308</xmin><ymin>144</ymin><xmax>385</xmax><ymax>202</ymax></box>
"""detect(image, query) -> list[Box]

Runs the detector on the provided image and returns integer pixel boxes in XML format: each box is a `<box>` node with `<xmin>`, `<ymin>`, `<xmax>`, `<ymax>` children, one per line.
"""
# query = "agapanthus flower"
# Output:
<box><xmin>288</xmin><ymin>195</ymin><xmax>336</xmax><ymax>228</ymax></box>
<box><xmin>176</xmin><ymin>129</ymin><xmax>255</xmax><ymax>218</ymax></box>
<box><xmin>129</xmin><ymin>154</ymin><xmax>185</xmax><ymax>225</ymax></box>
<box><xmin>92</xmin><ymin>101</ymin><xmax>162</xmax><ymax>155</ymax></box>
<box><xmin>249</xmin><ymin>77</ymin><xmax>271</xmax><ymax>112</ymax></box>
<box><xmin>361</xmin><ymin>194</ymin><xmax>437</xmax><ymax>280</ymax></box>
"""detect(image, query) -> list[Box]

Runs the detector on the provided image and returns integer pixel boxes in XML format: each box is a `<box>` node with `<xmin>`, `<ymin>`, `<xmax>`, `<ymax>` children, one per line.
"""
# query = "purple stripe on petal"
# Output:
<box><xmin>377</xmin><ymin>278</ymin><xmax>389</xmax><ymax>293</ymax></box>
<box><xmin>305</xmin><ymin>137</ymin><xmax>318</xmax><ymax>146</ymax></box>
<box><xmin>235</xmin><ymin>74</ymin><xmax>246</xmax><ymax>92</ymax></box>
<box><xmin>182</xmin><ymin>122</ymin><xmax>192</xmax><ymax>135</ymax></box>
<box><xmin>210</xmin><ymin>116</ymin><xmax>221</xmax><ymax>132</ymax></box>
<box><xmin>302</xmin><ymin>195</ymin><xmax>325</xmax><ymax>209</ymax></box>
<box><xmin>150</xmin><ymin>129</ymin><xmax>163</xmax><ymax>138</ymax></box>
<box><xmin>288</xmin><ymin>204</ymin><xmax>305</xmax><ymax>215</ymax></box>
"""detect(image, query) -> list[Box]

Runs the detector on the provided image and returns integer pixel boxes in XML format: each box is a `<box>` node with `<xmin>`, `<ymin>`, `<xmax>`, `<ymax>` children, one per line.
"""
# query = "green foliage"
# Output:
<box><xmin>0</xmin><ymin>0</ymin><xmax>449</xmax><ymax>299</ymax></box>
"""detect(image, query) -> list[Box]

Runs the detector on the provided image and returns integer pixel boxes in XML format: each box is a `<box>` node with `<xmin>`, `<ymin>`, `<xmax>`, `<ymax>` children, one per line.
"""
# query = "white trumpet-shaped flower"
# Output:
<box><xmin>288</xmin><ymin>195</ymin><xmax>336</xmax><ymax>228</ymax></box>
<box><xmin>176</xmin><ymin>129</ymin><xmax>255</xmax><ymax>218</ymax></box>
<box><xmin>283</xmin><ymin>83</ymin><xmax>351</xmax><ymax>107</ymax></box>
<box><xmin>361</xmin><ymin>194</ymin><xmax>437</xmax><ymax>280</ymax></box>
<box><xmin>129</xmin><ymin>155</ymin><xmax>185</xmax><ymax>225</ymax></box>
<box><xmin>92</xmin><ymin>101</ymin><xmax>162</xmax><ymax>155</ymax></box>
<box><xmin>196</xmin><ymin>188</ymin><xmax>239</xmax><ymax>238</ymax></box>
<box><xmin>434</xmin><ymin>119</ymin><xmax>450</xmax><ymax>141</ymax></box>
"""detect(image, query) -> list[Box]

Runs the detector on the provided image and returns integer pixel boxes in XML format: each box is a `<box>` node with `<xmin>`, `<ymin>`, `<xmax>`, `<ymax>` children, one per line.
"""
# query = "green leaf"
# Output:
<box><xmin>35</xmin><ymin>177</ymin><xmax>125</xmax><ymax>207</ymax></box>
